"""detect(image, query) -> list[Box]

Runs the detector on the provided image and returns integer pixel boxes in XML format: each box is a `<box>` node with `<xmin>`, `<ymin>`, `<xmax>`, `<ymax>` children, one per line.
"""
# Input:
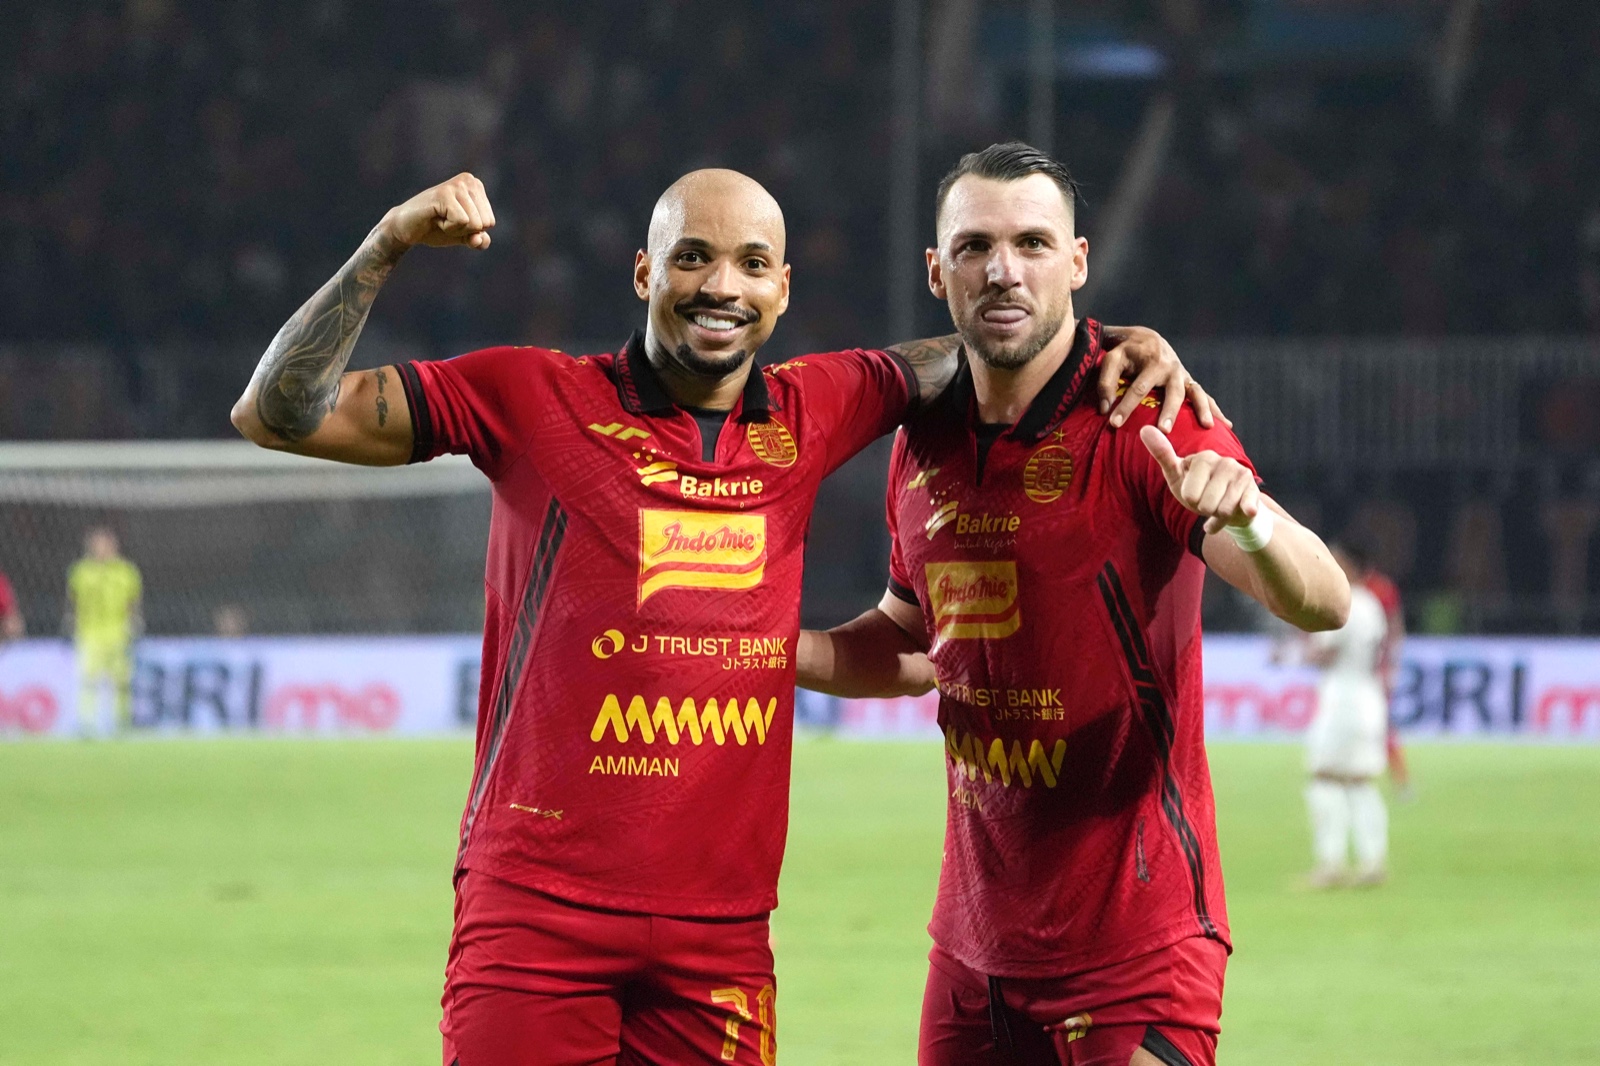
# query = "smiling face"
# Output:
<box><xmin>634</xmin><ymin>169</ymin><xmax>791</xmax><ymax>381</ymax></box>
<box><xmin>929</xmin><ymin>172</ymin><xmax>1087</xmax><ymax>371</ymax></box>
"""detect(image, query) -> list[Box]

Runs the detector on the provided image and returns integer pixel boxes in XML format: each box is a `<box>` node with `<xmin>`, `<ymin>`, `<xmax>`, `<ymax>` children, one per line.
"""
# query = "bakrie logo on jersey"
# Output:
<box><xmin>925</xmin><ymin>561</ymin><xmax>1021</xmax><ymax>641</ymax></box>
<box><xmin>638</xmin><ymin>509</ymin><xmax>767</xmax><ymax>604</ymax></box>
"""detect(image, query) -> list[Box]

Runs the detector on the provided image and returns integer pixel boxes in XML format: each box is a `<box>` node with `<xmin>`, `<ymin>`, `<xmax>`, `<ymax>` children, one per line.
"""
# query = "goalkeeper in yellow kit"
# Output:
<box><xmin>66</xmin><ymin>527</ymin><xmax>142</xmax><ymax>736</ymax></box>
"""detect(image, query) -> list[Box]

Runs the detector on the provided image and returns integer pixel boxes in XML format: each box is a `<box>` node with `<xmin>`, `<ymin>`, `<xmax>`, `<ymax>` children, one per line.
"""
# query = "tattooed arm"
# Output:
<box><xmin>231</xmin><ymin>173</ymin><xmax>496</xmax><ymax>465</ymax></box>
<box><xmin>886</xmin><ymin>326</ymin><xmax>1228</xmax><ymax>429</ymax></box>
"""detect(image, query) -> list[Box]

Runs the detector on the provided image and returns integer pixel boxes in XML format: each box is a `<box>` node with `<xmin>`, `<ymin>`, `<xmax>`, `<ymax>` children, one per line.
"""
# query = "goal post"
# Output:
<box><xmin>0</xmin><ymin>441</ymin><xmax>490</xmax><ymax>638</ymax></box>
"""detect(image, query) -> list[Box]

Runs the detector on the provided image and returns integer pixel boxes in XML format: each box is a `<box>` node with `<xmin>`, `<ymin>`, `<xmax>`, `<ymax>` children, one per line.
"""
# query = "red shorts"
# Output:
<box><xmin>441</xmin><ymin>871</ymin><xmax>776</xmax><ymax>1066</ymax></box>
<box><xmin>919</xmin><ymin>936</ymin><xmax>1227</xmax><ymax>1066</ymax></box>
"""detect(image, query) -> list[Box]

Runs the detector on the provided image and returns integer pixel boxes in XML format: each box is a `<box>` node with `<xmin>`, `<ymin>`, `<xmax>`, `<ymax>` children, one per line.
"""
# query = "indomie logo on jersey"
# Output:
<box><xmin>638</xmin><ymin>510</ymin><xmax>767</xmax><ymax>604</ymax></box>
<box><xmin>590</xmin><ymin>694</ymin><xmax>779</xmax><ymax>746</ymax></box>
<box><xmin>945</xmin><ymin>728</ymin><xmax>1068</xmax><ymax>789</ymax></box>
<box><xmin>925</xmin><ymin>561</ymin><xmax>1021</xmax><ymax>641</ymax></box>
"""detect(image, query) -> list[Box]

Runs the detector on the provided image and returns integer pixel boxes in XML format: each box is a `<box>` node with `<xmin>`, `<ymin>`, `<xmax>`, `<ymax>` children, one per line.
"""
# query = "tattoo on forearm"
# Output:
<box><xmin>251</xmin><ymin>227</ymin><xmax>405</xmax><ymax>441</ymax></box>
<box><xmin>886</xmin><ymin>334</ymin><xmax>962</xmax><ymax>404</ymax></box>
<box><xmin>374</xmin><ymin>367</ymin><xmax>389</xmax><ymax>427</ymax></box>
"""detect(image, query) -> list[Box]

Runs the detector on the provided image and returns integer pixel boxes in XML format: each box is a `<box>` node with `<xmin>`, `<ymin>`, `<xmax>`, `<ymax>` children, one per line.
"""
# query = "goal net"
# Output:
<box><xmin>0</xmin><ymin>442</ymin><xmax>490</xmax><ymax>637</ymax></box>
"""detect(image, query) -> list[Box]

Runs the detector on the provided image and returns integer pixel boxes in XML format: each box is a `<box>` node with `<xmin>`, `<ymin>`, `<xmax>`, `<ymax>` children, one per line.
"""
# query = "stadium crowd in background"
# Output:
<box><xmin>2</xmin><ymin>1</ymin><xmax>1595</xmax><ymax>356</ymax></box>
<box><xmin>1</xmin><ymin>0</ymin><xmax>1597</xmax><ymax>637</ymax></box>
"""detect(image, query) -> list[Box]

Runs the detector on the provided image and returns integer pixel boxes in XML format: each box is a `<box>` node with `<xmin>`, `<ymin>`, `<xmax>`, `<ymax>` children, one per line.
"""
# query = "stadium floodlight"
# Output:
<box><xmin>0</xmin><ymin>442</ymin><xmax>490</xmax><ymax>636</ymax></box>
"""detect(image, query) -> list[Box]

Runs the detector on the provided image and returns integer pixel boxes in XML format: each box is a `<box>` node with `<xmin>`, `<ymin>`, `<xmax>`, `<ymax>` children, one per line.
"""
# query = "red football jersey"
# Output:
<box><xmin>1364</xmin><ymin>571</ymin><xmax>1404</xmax><ymax>675</ymax></box>
<box><xmin>399</xmin><ymin>332</ymin><xmax>914</xmax><ymax>917</ymax></box>
<box><xmin>886</xmin><ymin>319</ymin><xmax>1252</xmax><ymax>978</ymax></box>
<box><xmin>0</xmin><ymin>572</ymin><xmax>14</xmax><ymax>619</ymax></box>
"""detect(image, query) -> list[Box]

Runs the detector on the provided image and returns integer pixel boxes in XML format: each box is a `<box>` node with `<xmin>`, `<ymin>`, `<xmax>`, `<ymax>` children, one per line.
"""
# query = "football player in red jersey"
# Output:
<box><xmin>1359</xmin><ymin>559</ymin><xmax>1413</xmax><ymax>798</ymax></box>
<box><xmin>0</xmin><ymin>569</ymin><xmax>23</xmax><ymax>646</ymax></box>
<box><xmin>230</xmin><ymin>166</ymin><xmax>1215</xmax><ymax>1066</ymax></box>
<box><xmin>797</xmin><ymin>143</ymin><xmax>1351</xmax><ymax>1066</ymax></box>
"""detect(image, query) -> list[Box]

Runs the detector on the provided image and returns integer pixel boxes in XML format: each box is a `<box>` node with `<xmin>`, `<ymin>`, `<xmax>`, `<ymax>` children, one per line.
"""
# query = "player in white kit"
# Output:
<box><xmin>1303</xmin><ymin>543</ymin><xmax>1390</xmax><ymax>888</ymax></box>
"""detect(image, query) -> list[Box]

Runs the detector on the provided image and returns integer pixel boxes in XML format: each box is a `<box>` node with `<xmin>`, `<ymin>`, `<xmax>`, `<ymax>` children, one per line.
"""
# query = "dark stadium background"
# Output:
<box><xmin>1</xmin><ymin>0</ymin><xmax>1596</xmax><ymax>635</ymax></box>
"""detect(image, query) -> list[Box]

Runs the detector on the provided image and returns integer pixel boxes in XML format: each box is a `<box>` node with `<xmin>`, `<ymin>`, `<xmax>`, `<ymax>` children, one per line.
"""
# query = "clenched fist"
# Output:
<box><xmin>1140</xmin><ymin>425</ymin><xmax>1260</xmax><ymax>535</ymax></box>
<box><xmin>379</xmin><ymin>172</ymin><xmax>496</xmax><ymax>250</ymax></box>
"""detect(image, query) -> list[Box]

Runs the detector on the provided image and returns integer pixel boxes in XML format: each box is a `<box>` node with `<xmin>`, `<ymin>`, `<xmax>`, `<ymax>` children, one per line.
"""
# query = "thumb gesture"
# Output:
<box><xmin>1139</xmin><ymin>425</ymin><xmax>1185</xmax><ymax>490</ymax></box>
<box><xmin>1139</xmin><ymin>425</ymin><xmax>1260</xmax><ymax>535</ymax></box>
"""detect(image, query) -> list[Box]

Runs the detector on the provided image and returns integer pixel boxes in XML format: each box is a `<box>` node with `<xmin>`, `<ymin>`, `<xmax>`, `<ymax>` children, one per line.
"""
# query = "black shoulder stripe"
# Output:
<box><xmin>1187</xmin><ymin>515</ymin><xmax>1207</xmax><ymax>560</ymax></box>
<box><xmin>397</xmin><ymin>362</ymin><xmax>434</xmax><ymax>465</ymax></box>
<box><xmin>887</xmin><ymin>578</ymin><xmax>919</xmax><ymax>606</ymax></box>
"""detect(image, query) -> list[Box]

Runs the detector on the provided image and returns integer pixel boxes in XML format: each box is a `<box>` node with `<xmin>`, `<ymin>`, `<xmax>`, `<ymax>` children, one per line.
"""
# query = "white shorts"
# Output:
<box><xmin>1305</xmin><ymin>676</ymin><xmax>1388</xmax><ymax>778</ymax></box>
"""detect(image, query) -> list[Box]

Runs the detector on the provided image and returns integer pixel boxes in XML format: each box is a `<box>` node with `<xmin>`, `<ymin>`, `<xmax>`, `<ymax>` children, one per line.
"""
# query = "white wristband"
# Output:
<box><xmin>1223</xmin><ymin>508</ymin><xmax>1275</xmax><ymax>553</ymax></box>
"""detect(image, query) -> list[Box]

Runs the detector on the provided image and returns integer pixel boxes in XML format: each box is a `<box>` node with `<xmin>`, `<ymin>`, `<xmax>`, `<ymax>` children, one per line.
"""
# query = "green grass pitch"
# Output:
<box><xmin>1</xmin><ymin>738</ymin><xmax>1596</xmax><ymax>1064</ymax></box>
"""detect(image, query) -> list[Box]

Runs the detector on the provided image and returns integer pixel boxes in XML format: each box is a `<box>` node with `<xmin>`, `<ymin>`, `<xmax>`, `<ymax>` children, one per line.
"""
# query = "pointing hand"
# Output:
<box><xmin>1140</xmin><ymin>425</ymin><xmax>1260</xmax><ymax>536</ymax></box>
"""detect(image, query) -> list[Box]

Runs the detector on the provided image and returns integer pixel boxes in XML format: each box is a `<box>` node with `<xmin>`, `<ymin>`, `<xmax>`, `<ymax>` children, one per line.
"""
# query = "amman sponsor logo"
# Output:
<box><xmin>746</xmin><ymin>418</ymin><xmax>798</xmax><ymax>468</ymax></box>
<box><xmin>944</xmin><ymin>728</ymin><xmax>1068</xmax><ymax>789</ymax></box>
<box><xmin>924</xmin><ymin>561</ymin><xmax>1021</xmax><ymax>641</ymax></box>
<box><xmin>590</xmin><ymin>693</ymin><xmax>779</xmax><ymax>746</ymax></box>
<box><xmin>588</xmin><ymin>755</ymin><xmax>681</xmax><ymax>777</ymax></box>
<box><xmin>638</xmin><ymin>509</ymin><xmax>767</xmax><ymax>604</ymax></box>
<box><xmin>1022</xmin><ymin>444</ymin><xmax>1073</xmax><ymax>504</ymax></box>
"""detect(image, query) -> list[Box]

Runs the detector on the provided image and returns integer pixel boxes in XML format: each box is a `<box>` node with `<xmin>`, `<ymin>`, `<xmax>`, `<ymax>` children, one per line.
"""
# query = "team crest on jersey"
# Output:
<box><xmin>638</xmin><ymin>509</ymin><xmax>767</xmax><ymax>604</ymax></box>
<box><xmin>746</xmin><ymin>418</ymin><xmax>798</xmax><ymax>468</ymax></box>
<box><xmin>925</xmin><ymin>561</ymin><xmax>1021</xmax><ymax>642</ymax></box>
<box><xmin>1022</xmin><ymin>444</ymin><xmax>1073</xmax><ymax>504</ymax></box>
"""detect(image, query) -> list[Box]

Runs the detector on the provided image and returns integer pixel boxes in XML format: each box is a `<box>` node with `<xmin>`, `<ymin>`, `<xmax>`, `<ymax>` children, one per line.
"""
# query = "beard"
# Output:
<box><xmin>958</xmin><ymin>300</ymin><xmax>1071</xmax><ymax>371</ymax></box>
<box><xmin>671</xmin><ymin>342</ymin><xmax>751</xmax><ymax>378</ymax></box>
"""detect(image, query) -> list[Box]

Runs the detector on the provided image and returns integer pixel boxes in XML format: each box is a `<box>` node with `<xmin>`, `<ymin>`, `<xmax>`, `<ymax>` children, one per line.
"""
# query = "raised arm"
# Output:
<box><xmin>230</xmin><ymin>173</ymin><xmax>496</xmax><ymax>465</ymax></box>
<box><xmin>886</xmin><ymin>326</ymin><xmax>1228</xmax><ymax>430</ymax></box>
<box><xmin>796</xmin><ymin>591</ymin><xmax>936</xmax><ymax>699</ymax></box>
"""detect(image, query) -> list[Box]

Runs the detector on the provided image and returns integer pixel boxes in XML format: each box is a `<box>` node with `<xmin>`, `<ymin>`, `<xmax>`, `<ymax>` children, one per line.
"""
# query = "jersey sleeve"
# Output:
<box><xmin>0</xmin><ymin>573</ymin><xmax>14</xmax><ymax>617</ymax></box>
<box><xmin>883</xmin><ymin>430</ymin><xmax>917</xmax><ymax>606</ymax></box>
<box><xmin>397</xmin><ymin>346</ymin><xmax>557</xmax><ymax>479</ymax></box>
<box><xmin>787</xmin><ymin>349</ymin><xmax>917</xmax><ymax>476</ymax></box>
<box><xmin>1120</xmin><ymin>394</ymin><xmax>1262</xmax><ymax>557</ymax></box>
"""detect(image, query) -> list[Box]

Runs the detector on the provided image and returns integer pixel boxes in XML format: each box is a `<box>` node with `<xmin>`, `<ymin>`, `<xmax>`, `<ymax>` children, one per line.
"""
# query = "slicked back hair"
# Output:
<box><xmin>934</xmin><ymin>141</ymin><xmax>1082</xmax><ymax>233</ymax></box>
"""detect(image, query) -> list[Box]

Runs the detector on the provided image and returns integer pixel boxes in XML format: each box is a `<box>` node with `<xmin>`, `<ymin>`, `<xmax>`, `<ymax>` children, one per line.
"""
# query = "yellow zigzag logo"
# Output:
<box><xmin>591</xmin><ymin>695</ymin><xmax>779</xmax><ymax>746</ymax></box>
<box><xmin>589</xmin><ymin>422</ymin><xmax>652</xmax><ymax>441</ymax></box>
<box><xmin>945</xmin><ymin>730</ymin><xmax>1068</xmax><ymax>788</ymax></box>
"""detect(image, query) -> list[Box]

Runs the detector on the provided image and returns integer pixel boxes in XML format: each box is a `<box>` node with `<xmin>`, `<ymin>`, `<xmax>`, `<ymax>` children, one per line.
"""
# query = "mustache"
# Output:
<box><xmin>674</xmin><ymin>296</ymin><xmax>758</xmax><ymax>323</ymax></box>
<box><xmin>974</xmin><ymin>290</ymin><xmax>1033</xmax><ymax>315</ymax></box>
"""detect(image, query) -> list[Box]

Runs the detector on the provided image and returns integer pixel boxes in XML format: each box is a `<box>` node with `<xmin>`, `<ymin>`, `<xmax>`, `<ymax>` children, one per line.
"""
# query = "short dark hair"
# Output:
<box><xmin>934</xmin><ymin>141</ymin><xmax>1082</xmax><ymax>230</ymax></box>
